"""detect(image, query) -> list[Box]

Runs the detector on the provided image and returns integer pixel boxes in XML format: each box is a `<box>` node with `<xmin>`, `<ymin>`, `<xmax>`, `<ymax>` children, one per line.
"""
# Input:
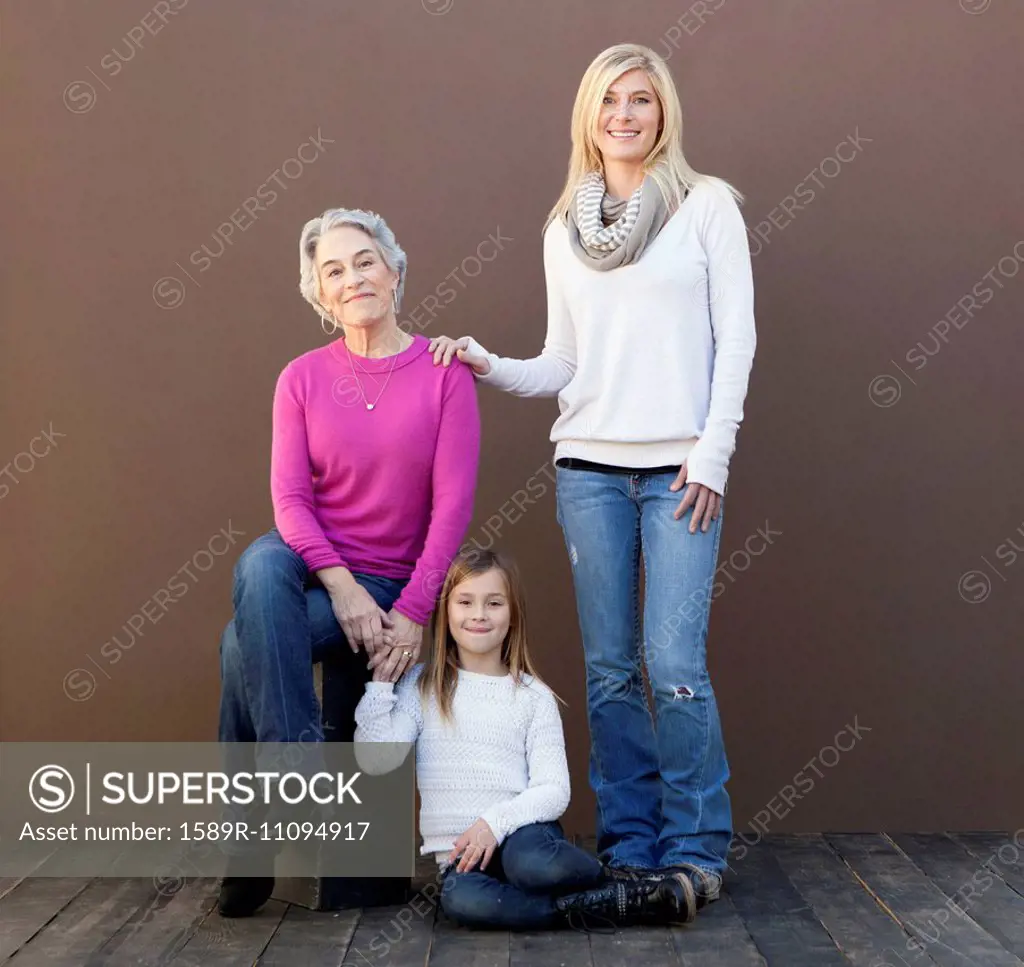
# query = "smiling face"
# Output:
<box><xmin>446</xmin><ymin>568</ymin><xmax>511</xmax><ymax>661</ymax></box>
<box><xmin>596</xmin><ymin>68</ymin><xmax>662</xmax><ymax>169</ymax></box>
<box><xmin>316</xmin><ymin>225</ymin><xmax>399</xmax><ymax>330</ymax></box>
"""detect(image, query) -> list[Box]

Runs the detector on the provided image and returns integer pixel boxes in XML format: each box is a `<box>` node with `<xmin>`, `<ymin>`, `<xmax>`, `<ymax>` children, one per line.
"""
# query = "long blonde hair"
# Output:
<box><xmin>545</xmin><ymin>42</ymin><xmax>742</xmax><ymax>230</ymax></box>
<box><xmin>417</xmin><ymin>549</ymin><xmax>562</xmax><ymax>721</ymax></box>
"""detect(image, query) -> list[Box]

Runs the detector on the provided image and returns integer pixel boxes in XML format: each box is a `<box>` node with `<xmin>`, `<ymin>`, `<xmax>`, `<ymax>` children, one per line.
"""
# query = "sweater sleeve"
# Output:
<box><xmin>468</xmin><ymin>223</ymin><xmax>577</xmax><ymax>398</ymax></box>
<box><xmin>684</xmin><ymin>182</ymin><xmax>757</xmax><ymax>495</ymax></box>
<box><xmin>353</xmin><ymin>669</ymin><xmax>424</xmax><ymax>775</ymax></box>
<box><xmin>392</xmin><ymin>362</ymin><xmax>481</xmax><ymax>625</ymax></box>
<box><xmin>269</xmin><ymin>363</ymin><xmax>347</xmax><ymax>572</ymax></box>
<box><xmin>478</xmin><ymin>687</ymin><xmax>571</xmax><ymax>846</ymax></box>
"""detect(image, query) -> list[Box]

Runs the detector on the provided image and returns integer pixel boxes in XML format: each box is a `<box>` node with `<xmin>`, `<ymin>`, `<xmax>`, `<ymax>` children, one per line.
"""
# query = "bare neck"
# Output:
<box><xmin>457</xmin><ymin>649</ymin><xmax>508</xmax><ymax>677</ymax></box>
<box><xmin>341</xmin><ymin>319</ymin><xmax>410</xmax><ymax>358</ymax></box>
<box><xmin>602</xmin><ymin>159</ymin><xmax>646</xmax><ymax>201</ymax></box>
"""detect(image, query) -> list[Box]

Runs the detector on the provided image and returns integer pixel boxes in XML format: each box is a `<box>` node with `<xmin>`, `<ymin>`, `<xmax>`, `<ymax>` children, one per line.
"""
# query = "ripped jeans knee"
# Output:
<box><xmin>652</xmin><ymin>673</ymin><xmax>711</xmax><ymax>704</ymax></box>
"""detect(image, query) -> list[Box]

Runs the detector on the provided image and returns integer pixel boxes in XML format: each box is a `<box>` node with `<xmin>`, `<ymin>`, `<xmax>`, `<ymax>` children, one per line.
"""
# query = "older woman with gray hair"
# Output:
<box><xmin>216</xmin><ymin>208</ymin><xmax>481</xmax><ymax>917</ymax></box>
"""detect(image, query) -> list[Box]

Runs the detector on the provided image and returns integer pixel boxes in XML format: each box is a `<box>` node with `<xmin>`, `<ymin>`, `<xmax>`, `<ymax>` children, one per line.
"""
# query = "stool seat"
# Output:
<box><xmin>273</xmin><ymin>871</ymin><xmax>410</xmax><ymax>911</ymax></box>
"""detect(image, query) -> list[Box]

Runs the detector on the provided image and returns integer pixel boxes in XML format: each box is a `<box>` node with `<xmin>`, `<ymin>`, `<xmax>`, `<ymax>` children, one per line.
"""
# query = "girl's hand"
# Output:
<box><xmin>427</xmin><ymin>336</ymin><xmax>491</xmax><ymax>376</ymax></box>
<box><xmin>326</xmin><ymin>573</ymin><xmax>393</xmax><ymax>658</ymax></box>
<box><xmin>366</xmin><ymin>609</ymin><xmax>424</xmax><ymax>682</ymax></box>
<box><xmin>448</xmin><ymin>818</ymin><xmax>498</xmax><ymax>873</ymax></box>
<box><xmin>371</xmin><ymin>654</ymin><xmax>399</xmax><ymax>683</ymax></box>
<box><xmin>669</xmin><ymin>461</ymin><xmax>722</xmax><ymax>535</ymax></box>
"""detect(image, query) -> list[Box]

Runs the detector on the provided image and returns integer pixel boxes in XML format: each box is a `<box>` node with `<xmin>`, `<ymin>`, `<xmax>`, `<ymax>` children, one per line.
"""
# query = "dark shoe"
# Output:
<box><xmin>659</xmin><ymin>863</ymin><xmax>722</xmax><ymax>911</ymax></box>
<box><xmin>216</xmin><ymin>853</ymin><xmax>275</xmax><ymax>918</ymax></box>
<box><xmin>217</xmin><ymin>875</ymin><xmax>274</xmax><ymax>917</ymax></box>
<box><xmin>556</xmin><ymin>876</ymin><xmax>696</xmax><ymax>930</ymax></box>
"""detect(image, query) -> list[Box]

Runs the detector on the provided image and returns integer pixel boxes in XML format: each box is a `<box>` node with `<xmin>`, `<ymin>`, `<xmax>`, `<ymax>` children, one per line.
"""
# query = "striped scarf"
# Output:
<box><xmin>566</xmin><ymin>170</ymin><xmax>671</xmax><ymax>271</ymax></box>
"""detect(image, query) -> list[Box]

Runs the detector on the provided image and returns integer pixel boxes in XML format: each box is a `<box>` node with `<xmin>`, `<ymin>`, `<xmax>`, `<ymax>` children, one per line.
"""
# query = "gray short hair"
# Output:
<box><xmin>298</xmin><ymin>208</ymin><xmax>407</xmax><ymax>314</ymax></box>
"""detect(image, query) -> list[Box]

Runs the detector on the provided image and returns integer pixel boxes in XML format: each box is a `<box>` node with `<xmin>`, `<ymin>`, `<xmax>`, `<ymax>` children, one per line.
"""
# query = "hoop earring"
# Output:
<box><xmin>319</xmin><ymin>309</ymin><xmax>339</xmax><ymax>336</ymax></box>
<box><xmin>392</xmin><ymin>289</ymin><xmax>399</xmax><ymax>314</ymax></box>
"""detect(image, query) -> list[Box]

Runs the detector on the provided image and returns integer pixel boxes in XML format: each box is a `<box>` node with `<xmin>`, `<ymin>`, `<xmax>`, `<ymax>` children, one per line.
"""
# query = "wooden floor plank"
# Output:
<box><xmin>670</xmin><ymin>892</ymin><xmax>767</xmax><ymax>966</ymax></box>
<box><xmin>3</xmin><ymin>836</ymin><xmax>1016</xmax><ymax>966</ymax></box>
<box><xmin>0</xmin><ymin>878</ymin><xmax>156</xmax><ymax>967</ymax></box>
<box><xmin>428</xmin><ymin>916</ymin><xmax>510</xmax><ymax>967</ymax></box>
<box><xmin>169</xmin><ymin>898</ymin><xmax>288</xmax><ymax>966</ymax></box>
<box><xmin>0</xmin><ymin>877</ymin><xmax>94</xmax><ymax>960</ymax></box>
<box><xmin>590</xmin><ymin>924</ymin><xmax>677</xmax><ymax>967</ymax></box>
<box><xmin>890</xmin><ymin>833</ymin><xmax>1024</xmax><ymax>959</ymax></box>
<box><xmin>767</xmin><ymin>834</ymin><xmax>939</xmax><ymax>967</ymax></box>
<box><xmin>827</xmin><ymin>833</ymin><xmax>1024</xmax><ymax>967</ymax></box>
<box><xmin>340</xmin><ymin>902</ymin><xmax>435</xmax><ymax>966</ymax></box>
<box><xmin>509</xmin><ymin>929</ymin><xmax>593</xmax><ymax>967</ymax></box>
<box><xmin>257</xmin><ymin>905</ymin><xmax>361</xmax><ymax>966</ymax></box>
<box><xmin>950</xmin><ymin>833</ymin><xmax>1024</xmax><ymax>898</ymax></box>
<box><xmin>0</xmin><ymin>845</ymin><xmax>59</xmax><ymax>902</ymax></box>
<box><xmin>85</xmin><ymin>876</ymin><xmax>219</xmax><ymax>966</ymax></box>
<box><xmin>725</xmin><ymin>840</ymin><xmax>851</xmax><ymax>966</ymax></box>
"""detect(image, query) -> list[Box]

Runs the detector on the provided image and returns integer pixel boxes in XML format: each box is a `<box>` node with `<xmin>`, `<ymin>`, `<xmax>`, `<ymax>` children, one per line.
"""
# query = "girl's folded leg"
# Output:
<box><xmin>500</xmin><ymin>821</ymin><xmax>605</xmax><ymax>895</ymax></box>
<box><xmin>440</xmin><ymin>864</ymin><xmax>695</xmax><ymax>930</ymax></box>
<box><xmin>440</xmin><ymin>869</ymin><xmax>562</xmax><ymax>930</ymax></box>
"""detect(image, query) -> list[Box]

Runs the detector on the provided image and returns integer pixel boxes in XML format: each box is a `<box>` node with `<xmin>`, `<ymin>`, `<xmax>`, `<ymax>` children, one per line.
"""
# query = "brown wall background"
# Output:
<box><xmin>3</xmin><ymin>0</ymin><xmax>1022</xmax><ymax>837</ymax></box>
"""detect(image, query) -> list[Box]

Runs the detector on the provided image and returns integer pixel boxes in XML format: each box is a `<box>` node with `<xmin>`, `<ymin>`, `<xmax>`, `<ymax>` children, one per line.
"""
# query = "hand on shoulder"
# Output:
<box><xmin>427</xmin><ymin>335</ymin><xmax>491</xmax><ymax>376</ymax></box>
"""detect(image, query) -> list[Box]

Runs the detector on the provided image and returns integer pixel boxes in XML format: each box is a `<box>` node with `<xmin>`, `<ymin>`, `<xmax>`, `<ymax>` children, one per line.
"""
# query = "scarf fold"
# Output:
<box><xmin>566</xmin><ymin>170</ymin><xmax>671</xmax><ymax>270</ymax></box>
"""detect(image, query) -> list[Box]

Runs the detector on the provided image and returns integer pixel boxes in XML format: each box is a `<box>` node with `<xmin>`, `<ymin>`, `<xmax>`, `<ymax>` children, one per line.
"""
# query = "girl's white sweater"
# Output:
<box><xmin>354</xmin><ymin>665</ymin><xmax>570</xmax><ymax>866</ymax></box>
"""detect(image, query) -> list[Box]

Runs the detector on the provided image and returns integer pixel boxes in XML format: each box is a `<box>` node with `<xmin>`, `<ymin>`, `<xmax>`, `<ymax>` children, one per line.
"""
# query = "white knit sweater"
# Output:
<box><xmin>467</xmin><ymin>177</ymin><xmax>756</xmax><ymax>496</ymax></box>
<box><xmin>353</xmin><ymin>665</ymin><xmax>570</xmax><ymax>866</ymax></box>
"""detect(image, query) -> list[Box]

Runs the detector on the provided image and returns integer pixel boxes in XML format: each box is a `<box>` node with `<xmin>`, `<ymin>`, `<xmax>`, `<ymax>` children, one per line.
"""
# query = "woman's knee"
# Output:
<box><xmin>647</xmin><ymin>652</ymin><xmax>712</xmax><ymax>705</ymax></box>
<box><xmin>233</xmin><ymin>531</ymin><xmax>305</xmax><ymax>598</ymax></box>
<box><xmin>583</xmin><ymin>658</ymin><xmax>644</xmax><ymax>710</ymax></box>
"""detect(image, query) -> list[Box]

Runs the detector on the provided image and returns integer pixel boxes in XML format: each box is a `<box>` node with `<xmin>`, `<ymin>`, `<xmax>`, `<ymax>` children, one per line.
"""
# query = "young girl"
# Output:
<box><xmin>354</xmin><ymin>549</ymin><xmax>697</xmax><ymax>929</ymax></box>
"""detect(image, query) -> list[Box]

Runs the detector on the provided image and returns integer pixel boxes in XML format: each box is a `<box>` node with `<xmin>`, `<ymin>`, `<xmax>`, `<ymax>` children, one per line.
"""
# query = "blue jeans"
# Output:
<box><xmin>440</xmin><ymin>821</ymin><xmax>604</xmax><ymax>929</ymax></box>
<box><xmin>218</xmin><ymin>528</ymin><xmax>406</xmax><ymax>747</ymax></box>
<box><xmin>555</xmin><ymin>466</ymin><xmax>732</xmax><ymax>873</ymax></box>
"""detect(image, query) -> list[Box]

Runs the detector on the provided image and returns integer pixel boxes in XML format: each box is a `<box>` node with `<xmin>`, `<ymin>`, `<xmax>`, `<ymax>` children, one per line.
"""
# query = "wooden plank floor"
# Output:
<box><xmin>1</xmin><ymin>833</ymin><xmax>1022</xmax><ymax>966</ymax></box>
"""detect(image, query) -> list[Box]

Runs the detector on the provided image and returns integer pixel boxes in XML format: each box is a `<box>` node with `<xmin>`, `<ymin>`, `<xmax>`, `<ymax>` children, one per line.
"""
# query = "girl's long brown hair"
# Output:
<box><xmin>417</xmin><ymin>549</ymin><xmax>562</xmax><ymax>721</ymax></box>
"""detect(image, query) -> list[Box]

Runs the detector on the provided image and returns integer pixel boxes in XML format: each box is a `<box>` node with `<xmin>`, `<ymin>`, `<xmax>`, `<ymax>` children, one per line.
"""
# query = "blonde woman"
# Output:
<box><xmin>430</xmin><ymin>43</ymin><xmax>756</xmax><ymax>913</ymax></box>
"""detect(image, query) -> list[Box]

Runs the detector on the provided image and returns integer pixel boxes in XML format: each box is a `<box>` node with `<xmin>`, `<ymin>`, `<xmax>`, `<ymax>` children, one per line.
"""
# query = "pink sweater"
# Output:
<box><xmin>270</xmin><ymin>334</ymin><xmax>480</xmax><ymax>625</ymax></box>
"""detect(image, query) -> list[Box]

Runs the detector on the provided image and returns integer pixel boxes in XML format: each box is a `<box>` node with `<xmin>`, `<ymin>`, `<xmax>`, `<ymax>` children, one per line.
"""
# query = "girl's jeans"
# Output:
<box><xmin>440</xmin><ymin>821</ymin><xmax>604</xmax><ymax>929</ymax></box>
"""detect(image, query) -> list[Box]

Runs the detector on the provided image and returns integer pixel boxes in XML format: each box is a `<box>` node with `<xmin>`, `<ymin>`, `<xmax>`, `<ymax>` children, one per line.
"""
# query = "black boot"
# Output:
<box><xmin>555</xmin><ymin>875</ymin><xmax>696</xmax><ymax>929</ymax></box>
<box><xmin>217</xmin><ymin>852</ymin><xmax>275</xmax><ymax>918</ymax></box>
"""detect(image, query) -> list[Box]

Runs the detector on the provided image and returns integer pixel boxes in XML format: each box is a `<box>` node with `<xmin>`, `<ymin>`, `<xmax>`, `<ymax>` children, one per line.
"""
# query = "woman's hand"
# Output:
<box><xmin>323</xmin><ymin>571</ymin><xmax>393</xmax><ymax>658</ymax></box>
<box><xmin>428</xmin><ymin>336</ymin><xmax>491</xmax><ymax>376</ymax></box>
<box><xmin>669</xmin><ymin>461</ymin><xmax>722</xmax><ymax>535</ymax></box>
<box><xmin>448</xmin><ymin>818</ymin><xmax>498</xmax><ymax>873</ymax></box>
<box><xmin>367</xmin><ymin>608</ymin><xmax>424</xmax><ymax>682</ymax></box>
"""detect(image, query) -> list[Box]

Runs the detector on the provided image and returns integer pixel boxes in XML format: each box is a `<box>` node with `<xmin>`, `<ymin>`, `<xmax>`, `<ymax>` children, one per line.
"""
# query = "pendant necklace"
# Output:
<box><xmin>345</xmin><ymin>339</ymin><xmax>401</xmax><ymax>411</ymax></box>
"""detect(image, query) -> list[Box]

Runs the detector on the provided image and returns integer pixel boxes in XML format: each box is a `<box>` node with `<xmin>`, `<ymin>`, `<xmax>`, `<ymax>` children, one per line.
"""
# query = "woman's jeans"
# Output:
<box><xmin>218</xmin><ymin>527</ymin><xmax>406</xmax><ymax>760</ymax></box>
<box><xmin>555</xmin><ymin>466</ymin><xmax>732</xmax><ymax>873</ymax></box>
<box><xmin>440</xmin><ymin>821</ymin><xmax>604</xmax><ymax>929</ymax></box>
